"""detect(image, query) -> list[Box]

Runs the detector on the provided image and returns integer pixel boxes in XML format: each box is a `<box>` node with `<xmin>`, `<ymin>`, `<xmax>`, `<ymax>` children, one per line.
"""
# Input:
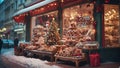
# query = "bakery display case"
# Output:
<box><xmin>54</xmin><ymin>3</ymin><xmax>96</xmax><ymax>67</ymax></box>
<box><xmin>17</xmin><ymin>11</ymin><xmax>60</xmax><ymax>59</ymax></box>
<box><xmin>104</xmin><ymin>4</ymin><xmax>120</xmax><ymax>47</ymax></box>
<box><xmin>82</xmin><ymin>41</ymin><xmax>99</xmax><ymax>50</ymax></box>
<box><xmin>19</xmin><ymin>24</ymin><xmax>60</xmax><ymax>60</ymax></box>
<box><xmin>62</xmin><ymin>3</ymin><xmax>96</xmax><ymax>46</ymax></box>
<box><xmin>55</xmin><ymin>45</ymin><xmax>87</xmax><ymax>67</ymax></box>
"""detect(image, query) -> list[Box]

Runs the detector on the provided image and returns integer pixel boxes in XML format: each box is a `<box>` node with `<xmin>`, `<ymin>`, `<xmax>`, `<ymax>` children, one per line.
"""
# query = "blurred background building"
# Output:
<box><xmin>0</xmin><ymin>0</ymin><xmax>37</xmax><ymax>41</ymax></box>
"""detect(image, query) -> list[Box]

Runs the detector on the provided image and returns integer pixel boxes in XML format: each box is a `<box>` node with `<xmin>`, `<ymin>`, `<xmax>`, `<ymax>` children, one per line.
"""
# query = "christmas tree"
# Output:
<box><xmin>46</xmin><ymin>19</ymin><xmax>60</xmax><ymax>45</ymax></box>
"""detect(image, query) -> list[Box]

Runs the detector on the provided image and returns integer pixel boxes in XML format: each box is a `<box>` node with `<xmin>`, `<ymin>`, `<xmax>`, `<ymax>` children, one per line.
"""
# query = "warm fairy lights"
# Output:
<box><xmin>30</xmin><ymin>2</ymin><xmax>58</xmax><ymax>16</ymax></box>
<box><xmin>14</xmin><ymin>13</ymin><xmax>28</xmax><ymax>23</ymax></box>
<box><xmin>14</xmin><ymin>2</ymin><xmax>58</xmax><ymax>22</ymax></box>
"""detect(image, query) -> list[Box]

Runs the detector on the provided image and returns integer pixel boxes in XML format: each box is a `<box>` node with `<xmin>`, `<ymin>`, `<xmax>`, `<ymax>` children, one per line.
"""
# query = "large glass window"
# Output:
<box><xmin>104</xmin><ymin>4</ymin><xmax>120</xmax><ymax>47</ymax></box>
<box><xmin>62</xmin><ymin>3</ymin><xmax>95</xmax><ymax>44</ymax></box>
<box><xmin>35</xmin><ymin>11</ymin><xmax>58</xmax><ymax>28</ymax></box>
<box><xmin>31</xmin><ymin>11</ymin><xmax>58</xmax><ymax>41</ymax></box>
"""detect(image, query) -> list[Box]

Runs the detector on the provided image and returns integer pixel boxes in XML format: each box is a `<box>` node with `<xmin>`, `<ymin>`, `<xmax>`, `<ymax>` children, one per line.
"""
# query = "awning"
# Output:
<box><xmin>13</xmin><ymin>0</ymin><xmax>56</xmax><ymax>17</ymax></box>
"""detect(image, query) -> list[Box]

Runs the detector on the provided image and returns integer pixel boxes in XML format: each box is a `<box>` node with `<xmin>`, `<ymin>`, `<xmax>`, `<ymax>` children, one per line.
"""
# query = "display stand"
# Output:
<box><xmin>82</xmin><ymin>41</ymin><xmax>100</xmax><ymax>66</ymax></box>
<box><xmin>82</xmin><ymin>41</ymin><xmax>99</xmax><ymax>54</ymax></box>
<box><xmin>55</xmin><ymin>53</ymin><xmax>86</xmax><ymax>68</ymax></box>
<box><xmin>29</xmin><ymin>50</ymin><xmax>56</xmax><ymax>61</ymax></box>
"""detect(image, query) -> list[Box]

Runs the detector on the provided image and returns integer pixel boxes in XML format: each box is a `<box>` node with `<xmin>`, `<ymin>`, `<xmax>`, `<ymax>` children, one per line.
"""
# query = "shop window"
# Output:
<box><xmin>36</xmin><ymin>11</ymin><xmax>58</xmax><ymax>27</ymax></box>
<box><xmin>62</xmin><ymin>3</ymin><xmax>95</xmax><ymax>44</ymax></box>
<box><xmin>104</xmin><ymin>4</ymin><xmax>120</xmax><ymax>47</ymax></box>
<box><xmin>34</xmin><ymin>11</ymin><xmax>58</xmax><ymax>42</ymax></box>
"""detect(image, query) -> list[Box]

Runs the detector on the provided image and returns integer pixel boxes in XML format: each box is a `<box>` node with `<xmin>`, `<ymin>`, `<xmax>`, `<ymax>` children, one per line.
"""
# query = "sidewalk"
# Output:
<box><xmin>0</xmin><ymin>56</ymin><xmax>6</xmax><ymax>68</ymax></box>
<box><xmin>1</xmin><ymin>55</ymin><xmax>120</xmax><ymax>68</ymax></box>
<box><xmin>1</xmin><ymin>56</ymin><xmax>26</xmax><ymax>68</ymax></box>
<box><xmin>47</xmin><ymin>62</ymin><xmax>120</xmax><ymax>68</ymax></box>
<box><xmin>1</xmin><ymin>48</ymin><xmax>120</xmax><ymax>68</ymax></box>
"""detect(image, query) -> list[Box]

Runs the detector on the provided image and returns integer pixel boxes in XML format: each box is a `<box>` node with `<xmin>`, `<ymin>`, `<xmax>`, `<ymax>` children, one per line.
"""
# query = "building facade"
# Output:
<box><xmin>13</xmin><ymin>0</ymin><xmax>120</xmax><ymax>62</ymax></box>
<box><xmin>0</xmin><ymin>1</ymin><xmax>5</xmax><ymax>38</ymax></box>
<box><xmin>0</xmin><ymin>0</ymin><xmax>35</xmax><ymax>41</ymax></box>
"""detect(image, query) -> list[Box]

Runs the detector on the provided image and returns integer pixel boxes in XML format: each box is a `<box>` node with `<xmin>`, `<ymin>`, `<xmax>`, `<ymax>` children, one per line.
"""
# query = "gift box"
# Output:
<box><xmin>89</xmin><ymin>53</ymin><xmax>100</xmax><ymax>67</ymax></box>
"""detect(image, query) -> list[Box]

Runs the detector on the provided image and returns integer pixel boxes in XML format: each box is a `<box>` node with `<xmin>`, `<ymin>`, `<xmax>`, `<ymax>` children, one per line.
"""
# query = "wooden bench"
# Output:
<box><xmin>55</xmin><ymin>53</ymin><xmax>86</xmax><ymax>68</ymax></box>
<box><xmin>29</xmin><ymin>50</ymin><xmax>56</xmax><ymax>61</ymax></box>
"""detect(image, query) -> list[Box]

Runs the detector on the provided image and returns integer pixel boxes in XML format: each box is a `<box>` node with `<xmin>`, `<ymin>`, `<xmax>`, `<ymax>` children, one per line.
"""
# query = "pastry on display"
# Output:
<box><xmin>25</xmin><ymin>45</ymin><xmax>38</xmax><ymax>50</ymax></box>
<box><xmin>19</xmin><ymin>43</ymin><xmax>31</xmax><ymax>49</ymax></box>
<box><xmin>37</xmin><ymin>45</ymin><xmax>49</xmax><ymax>51</ymax></box>
<box><xmin>63</xmin><ymin>4</ymin><xmax>95</xmax><ymax>44</ymax></box>
<box><xmin>75</xmin><ymin>42</ymin><xmax>84</xmax><ymax>48</ymax></box>
<box><xmin>104</xmin><ymin>5</ymin><xmax>120</xmax><ymax>47</ymax></box>
<box><xmin>63</xmin><ymin>16</ymin><xmax>96</xmax><ymax>46</ymax></box>
<box><xmin>73</xmin><ymin>48</ymin><xmax>82</xmax><ymax>56</ymax></box>
<box><xmin>47</xmin><ymin>45</ymin><xmax>57</xmax><ymax>52</ymax></box>
<box><xmin>55</xmin><ymin>46</ymin><xmax>83</xmax><ymax>57</ymax></box>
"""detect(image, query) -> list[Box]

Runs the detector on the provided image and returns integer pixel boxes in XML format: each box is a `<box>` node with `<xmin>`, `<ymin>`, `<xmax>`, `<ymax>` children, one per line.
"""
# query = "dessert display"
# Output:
<box><xmin>55</xmin><ymin>46</ymin><xmax>83</xmax><ymax>57</ymax></box>
<box><xmin>82</xmin><ymin>41</ymin><xmax>99</xmax><ymax>50</ymax></box>
<box><xmin>24</xmin><ymin>25</ymin><xmax>46</xmax><ymax>50</ymax></box>
<box><xmin>14</xmin><ymin>1</ymin><xmax>120</xmax><ymax>68</ymax></box>
<box><xmin>104</xmin><ymin>4</ymin><xmax>120</xmax><ymax>47</ymax></box>
<box><xmin>62</xmin><ymin>3</ymin><xmax>96</xmax><ymax>47</ymax></box>
<box><xmin>54</xmin><ymin>4</ymin><xmax>98</xmax><ymax>66</ymax></box>
<box><xmin>18</xmin><ymin>19</ymin><xmax>61</xmax><ymax>57</ymax></box>
<box><xmin>16</xmin><ymin>3</ymin><xmax>99</xmax><ymax>66</ymax></box>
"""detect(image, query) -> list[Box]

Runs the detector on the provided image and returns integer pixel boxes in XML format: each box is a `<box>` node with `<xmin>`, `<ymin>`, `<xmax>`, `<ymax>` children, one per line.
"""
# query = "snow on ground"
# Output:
<box><xmin>1</xmin><ymin>48</ymin><xmax>61</xmax><ymax>68</ymax></box>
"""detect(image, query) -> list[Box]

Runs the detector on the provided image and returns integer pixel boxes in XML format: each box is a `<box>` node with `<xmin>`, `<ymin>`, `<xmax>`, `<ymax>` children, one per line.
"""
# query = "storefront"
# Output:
<box><xmin>104</xmin><ymin>4</ymin><xmax>120</xmax><ymax>48</ymax></box>
<box><xmin>95</xmin><ymin>0</ymin><xmax>120</xmax><ymax>62</ymax></box>
<box><xmin>13</xmin><ymin>0</ymin><xmax>120</xmax><ymax>64</ymax></box>
<box><xmin>14</xmin><ymin>24</ymin><xmax>26</xmax><ymax>42</ymax></box>
<box><xmin>31</xmin><ymin>11</ymin><xmax>58</xmax><ymax>39</ymax></box>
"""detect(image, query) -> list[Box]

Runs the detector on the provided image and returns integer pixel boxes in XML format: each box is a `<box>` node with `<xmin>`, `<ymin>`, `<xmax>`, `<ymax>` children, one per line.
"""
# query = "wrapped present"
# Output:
<box><xmin>89</xmin><ymin>53</ymin><xmax>100</xmax><ymax>67</ymax></box>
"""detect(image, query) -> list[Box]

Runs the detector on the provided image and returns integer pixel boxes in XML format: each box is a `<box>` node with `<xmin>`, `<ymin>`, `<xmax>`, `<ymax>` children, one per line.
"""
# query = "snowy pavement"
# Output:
<box><xmin>1</xmin><ymin>48</ymin><xmax>120</xmax><ymax>68</ymax></box>
<box><xmin>1</xmin><ymin>48</ymin><xmax>61</xmax><ymax>68</ymax></box>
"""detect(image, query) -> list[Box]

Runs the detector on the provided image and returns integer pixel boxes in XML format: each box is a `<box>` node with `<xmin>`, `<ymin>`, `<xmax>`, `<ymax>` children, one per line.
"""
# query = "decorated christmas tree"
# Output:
<box><xmin>46</xmin><ymin>19</ymin><xmax>60</xmax><ymax>45</ymax></box>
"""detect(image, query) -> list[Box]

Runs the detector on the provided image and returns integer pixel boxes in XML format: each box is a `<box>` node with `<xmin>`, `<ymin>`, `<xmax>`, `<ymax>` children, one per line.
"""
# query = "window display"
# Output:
<box><xmin>62</xmin><ymin>3</ymin><xmax>95</xmax><ymax>45</ymax></box>
<box><xmin>36</xmin><ymin>11</ymin><xmax>58</xmax><ymax>28</ymax></box>
<box><xmin>20</xmin><ymin>11</ymin><xmax>60</xmax><ymax>52</ymax></box>
<box><xmin>104</xmin><ymin>4</ymin><xmax>120</xmax><ymax>47</ymax></box>
<box><xmin>35</xmin><ymin>11</ymin><xmax>59</xmax><ymax>44</ymax></box>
